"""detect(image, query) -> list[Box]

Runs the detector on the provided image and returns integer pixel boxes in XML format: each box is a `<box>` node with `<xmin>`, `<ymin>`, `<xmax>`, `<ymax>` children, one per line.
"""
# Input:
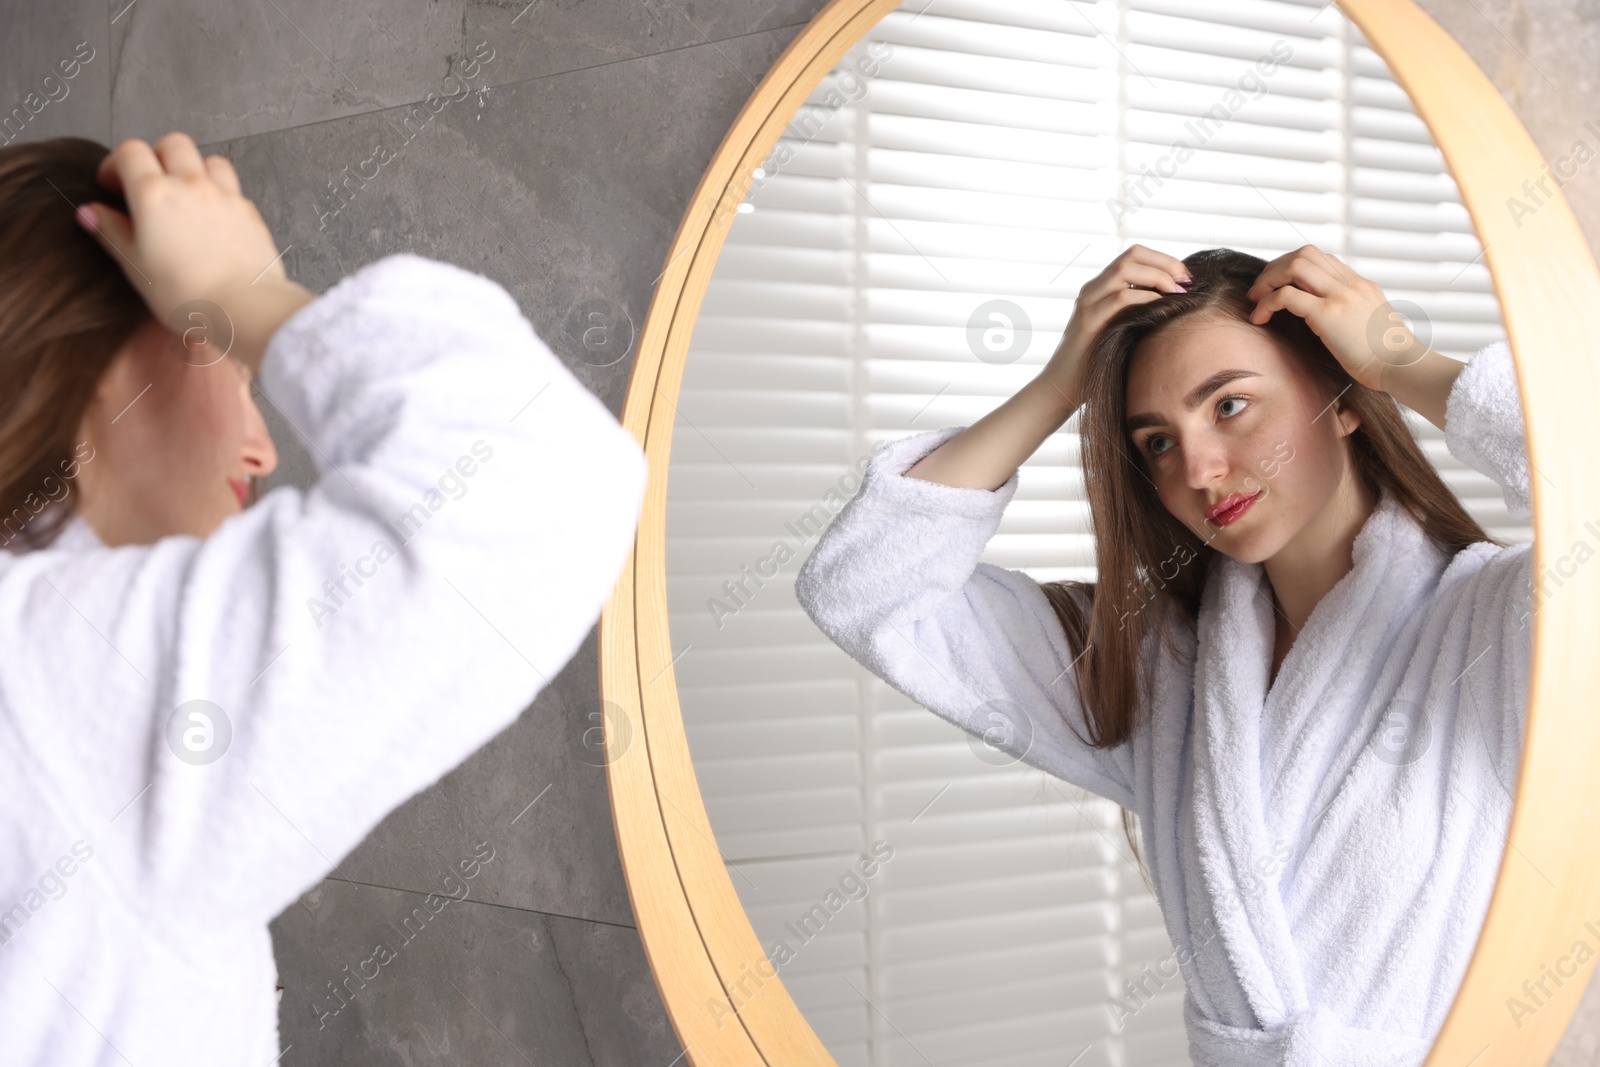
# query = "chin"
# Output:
<box><xmin>1201</xmin><ymin>516</ymin><xmax>1281</xmax><ymax>566</ymax></box>
<box><xmin>1215</xmin><ymin>542</ymin><xmax>1273</xmax><ymax>565</ymax></box>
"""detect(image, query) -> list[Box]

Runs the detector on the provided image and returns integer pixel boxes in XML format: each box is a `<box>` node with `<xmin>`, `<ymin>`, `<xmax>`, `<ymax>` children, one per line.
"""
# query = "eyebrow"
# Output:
<box><xmin>1125</xmin><ymin>369</ymin><xmax>1262</xmax><ymax>432</ymax></box>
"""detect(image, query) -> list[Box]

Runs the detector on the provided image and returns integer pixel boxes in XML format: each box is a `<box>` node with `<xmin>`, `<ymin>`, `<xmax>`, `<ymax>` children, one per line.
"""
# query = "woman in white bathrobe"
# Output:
<box><xmin>0</xmin><ymin>134</ymin><xmax>647</xmax><ymax>1064</ymax></box>
<box><xmin>795</xmin><ymin>243</ymin><xmax>1535</xmax><ymax>1067</ymax></box>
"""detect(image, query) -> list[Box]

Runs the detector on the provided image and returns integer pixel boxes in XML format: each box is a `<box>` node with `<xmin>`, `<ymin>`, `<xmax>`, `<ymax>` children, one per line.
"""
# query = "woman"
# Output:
<box><xmin>0</xmin><ymin>134</ymin><xmax>648</xmax><ymax>1063</ymax></box>
<box><xmin>795</xmin><ymin>244</ymin><xmax>1534</xmax><ymax>1066</ymax></box>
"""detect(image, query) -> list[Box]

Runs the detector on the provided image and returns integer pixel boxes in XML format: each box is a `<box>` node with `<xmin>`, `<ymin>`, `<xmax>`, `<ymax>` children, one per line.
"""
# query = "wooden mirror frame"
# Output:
<box><xmin>600</xmin><ymin>0</ymin><xmax>1600</xmax><ymax>1062</ymax></box>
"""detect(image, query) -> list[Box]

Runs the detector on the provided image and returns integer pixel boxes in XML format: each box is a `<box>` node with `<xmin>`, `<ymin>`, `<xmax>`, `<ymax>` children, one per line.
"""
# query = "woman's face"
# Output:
<box><xmin>1123</xmin><ymin>313</ymin><xmax>1361</xmax><ymax>565</ymax></box>
<box><xmin>73</xmin><ymin>318</ymin><xmax>278</xmax><ymax>546</ymax></box>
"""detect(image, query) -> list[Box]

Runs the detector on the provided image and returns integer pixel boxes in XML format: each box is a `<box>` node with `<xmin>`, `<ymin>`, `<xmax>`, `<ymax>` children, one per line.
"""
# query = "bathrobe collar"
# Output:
<box><xmin>0</xmin><ymin>509</ymin><xmax>102</xmax><ymax>556</ymax></box>
<box><xmin>1185</xmin><ymin>484</ymin><xmax>1451</xmax><ymax>1031</ymax></box>
<box><xmin>52</xmin><ymin>510</ymin><xmax>104</xmax><ymax>551</ymax></box>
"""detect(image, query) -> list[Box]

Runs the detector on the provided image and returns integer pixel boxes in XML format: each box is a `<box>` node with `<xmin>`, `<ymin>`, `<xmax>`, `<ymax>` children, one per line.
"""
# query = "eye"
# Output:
<box><xmin>1135</xmin><ymin>394</ymin><xmax>1250</xmax><ymax>458</ymax></box>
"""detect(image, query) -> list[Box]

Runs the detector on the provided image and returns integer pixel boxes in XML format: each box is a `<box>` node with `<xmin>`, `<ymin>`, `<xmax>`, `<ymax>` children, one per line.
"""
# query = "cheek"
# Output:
<box><xmin>1237</xmin><ymin>408</ymin><xmax>1303</xmax><ymax>486</ymax></box>
<box><xmin>214</xmin><ymin>377</ymin><xmax>249</xmax><ymax>435</ymax></box>
<box><xmin>162</xmin><ymin>372</ymin><xmax>247</xmax><ymax>472</ymax></box>
<box><xmin>1155</xmin><ymin>481</ymin><xmax>1203</xmax><ymax>535</ymax></box>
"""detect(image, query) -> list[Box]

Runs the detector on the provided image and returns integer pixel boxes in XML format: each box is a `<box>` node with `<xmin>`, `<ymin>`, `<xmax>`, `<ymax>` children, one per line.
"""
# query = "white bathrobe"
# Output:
<box><xmin>0</xmin><ymin>254</ymin><xmax>648</xmax><ymax>1065</ymax></box>
<box><xmin>794</xmin><ymin>339</ymin><xmax>1537</xmax><ymax>1066</ymax></box>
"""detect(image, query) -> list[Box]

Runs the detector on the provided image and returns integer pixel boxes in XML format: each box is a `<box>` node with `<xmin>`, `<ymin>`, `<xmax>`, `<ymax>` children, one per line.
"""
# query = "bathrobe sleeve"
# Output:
<box><xmin>1442</xmin><ymin>339</ymin><xmax>1532</xmax><ymax>521</ymax></box>
<box><xmin>794</xmin><ymin>426</ymin><xmax>1139</xmax><ymax>810</ymax></box>
<box><xmin>0</xmin><ymin>253</ymin><xmax>648</xmax><ymax>937</ymax></box>
<box><xmin>1439</xmin><ymin>337</ymin><xmax>1538</xmax><ymax>781</ymax></box>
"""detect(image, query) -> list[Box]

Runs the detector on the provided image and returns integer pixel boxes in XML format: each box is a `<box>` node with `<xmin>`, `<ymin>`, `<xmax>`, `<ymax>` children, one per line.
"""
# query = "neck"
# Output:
<box><xmin>1263</xmin><ymin>472</ymin><xmax>1378</xmax><ymax>641</ymax></box>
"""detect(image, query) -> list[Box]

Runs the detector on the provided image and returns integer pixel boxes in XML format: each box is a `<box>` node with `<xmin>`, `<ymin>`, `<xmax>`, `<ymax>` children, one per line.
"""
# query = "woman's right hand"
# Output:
<box><xmin>1041</xmin><ymin>243</ymin><xmax>1193</xmax><ymax>406</ymax></box>
<box><xmin>75</xmin><ymin>132</ymin><xmax>313</xmax><ymax>372</ymax></box>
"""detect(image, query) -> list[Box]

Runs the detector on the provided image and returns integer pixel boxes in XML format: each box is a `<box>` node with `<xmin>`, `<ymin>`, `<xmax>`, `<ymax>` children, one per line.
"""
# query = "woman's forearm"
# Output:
<box><xmin>212</xmin><ymin>279</ymin><xmax>318</xmax><ymax>377</ymax></box>
<box><xmin>1376</xmin><ymin>347</ymin><xmax>1466</xmax><ymax>433</ymax></box>
<box><xmin>904</xmin><ymin>371</ymin><xmax>1082</xmax><ymax>491</ymax></box>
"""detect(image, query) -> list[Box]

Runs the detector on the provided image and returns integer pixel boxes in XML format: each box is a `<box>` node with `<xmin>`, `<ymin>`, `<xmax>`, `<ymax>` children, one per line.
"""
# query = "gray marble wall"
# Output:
<box><xmin>2</xmin><ymin>1</ymin><xmax>1595</xmax><ymax>1064</ymax></box>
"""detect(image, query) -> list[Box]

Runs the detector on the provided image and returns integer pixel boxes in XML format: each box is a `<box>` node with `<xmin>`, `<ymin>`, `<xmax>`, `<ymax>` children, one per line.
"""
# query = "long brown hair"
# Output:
<box><xmin>1038</xmin><ymin>247</ymin><xmax>1504</xmax><ymax>886</ymax></box>
<box><xmin>0</xmin><ymin>136</ymin><xmax>147</xmax><ymax>551</ymax></box>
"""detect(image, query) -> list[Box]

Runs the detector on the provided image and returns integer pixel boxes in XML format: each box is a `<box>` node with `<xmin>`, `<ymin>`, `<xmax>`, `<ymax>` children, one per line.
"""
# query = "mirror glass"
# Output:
<box><xmin>665</xmin><ymin>2</ymin><xmax>1530</xmax><ymax>1063</ymax></box>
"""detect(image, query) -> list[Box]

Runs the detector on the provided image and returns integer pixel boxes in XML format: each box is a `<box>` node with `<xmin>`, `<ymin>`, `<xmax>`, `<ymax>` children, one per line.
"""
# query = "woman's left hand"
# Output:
<box><xmin>1245</xmin><ymin>244</ymin><xmax>1424</xmax><ymax>392</ymax></box>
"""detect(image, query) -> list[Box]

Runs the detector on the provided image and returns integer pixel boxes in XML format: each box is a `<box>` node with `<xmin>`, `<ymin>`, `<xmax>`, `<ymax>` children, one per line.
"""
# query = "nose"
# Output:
<box><xmin>1182</xmin><ymin>429</ymin><xmax>1230</xmax><ymax>492</ymax></box>
<box><xmin>239</xmin><ymin>382</ymin><xmax>278</xmax><ymax>480</ymax></box>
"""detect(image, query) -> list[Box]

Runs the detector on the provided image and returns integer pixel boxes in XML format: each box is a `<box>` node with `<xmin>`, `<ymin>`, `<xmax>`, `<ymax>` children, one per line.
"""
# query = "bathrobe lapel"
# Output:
<box><xmin>1260</xmin><ymin>496</ymin><xmax>1448</xmax><ymax>852</ymax></box>
<box><xmin>1186</xmin><ymin>488</ymin><xmax>1445</xmax><ymax>1031</ymax></box>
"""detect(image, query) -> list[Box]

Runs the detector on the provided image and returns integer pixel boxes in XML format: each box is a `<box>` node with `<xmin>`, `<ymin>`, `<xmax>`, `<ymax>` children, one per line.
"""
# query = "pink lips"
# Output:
<box><xmin>230</xmin><ymin>478</ymin><xmax>248</xmax><ymax>505</ymax></box>
<box><xmin>1206</xmin><ymin>489</ymin><xmax>1262</xmax><ymax>527</ymax></box>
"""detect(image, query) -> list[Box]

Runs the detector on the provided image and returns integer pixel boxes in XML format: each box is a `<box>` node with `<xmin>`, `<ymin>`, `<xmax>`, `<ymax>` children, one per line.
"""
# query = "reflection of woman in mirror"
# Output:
<box><xmin>0</xmin><ymin>134</ymin><xmax>646</xmax><ymax>1062</ymax></box>
<box><xmin>796</xmin><ymin>243</ymin><xmax>1534</xmax><ymax>1063</ymax></box>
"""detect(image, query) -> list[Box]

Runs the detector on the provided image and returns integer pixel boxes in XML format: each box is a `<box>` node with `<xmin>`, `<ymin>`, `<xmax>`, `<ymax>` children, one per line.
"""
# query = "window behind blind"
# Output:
<box><xmin>665</xmin><ymin>2</ymin><xmax>1519</xmax><ymax>1065</ymax></box>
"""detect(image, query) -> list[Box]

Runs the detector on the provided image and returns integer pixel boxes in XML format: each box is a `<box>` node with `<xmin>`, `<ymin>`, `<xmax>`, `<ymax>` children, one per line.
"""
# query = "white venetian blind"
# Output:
<box><xmin>666</xmin><ymin>2</ymin><xmax>1521</xmax><ymax>1066</ymax></box>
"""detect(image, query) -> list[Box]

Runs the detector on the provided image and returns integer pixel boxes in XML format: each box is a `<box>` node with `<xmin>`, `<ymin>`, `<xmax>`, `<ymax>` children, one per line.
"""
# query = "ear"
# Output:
<box><xmin>1334</xmin><ymin>396</ymin><xmax>1362</xmax><ymax>437</ymax></box>
<box><xmin>90</xmin><ymin>331</ymin><xmax>140</xmax><ymax>405</ymax></box>
<box><xmin>84</xmin><ymin>318</ymin><xmax>167</xmax><ymax>419</ymax></box>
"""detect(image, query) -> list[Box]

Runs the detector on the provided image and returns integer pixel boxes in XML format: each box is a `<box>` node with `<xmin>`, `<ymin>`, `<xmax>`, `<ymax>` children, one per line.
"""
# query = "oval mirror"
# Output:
<box><xmin>603</xmin><ymin>1</ymin><xmax>1600</xmax><ymax>1064</ymax></box>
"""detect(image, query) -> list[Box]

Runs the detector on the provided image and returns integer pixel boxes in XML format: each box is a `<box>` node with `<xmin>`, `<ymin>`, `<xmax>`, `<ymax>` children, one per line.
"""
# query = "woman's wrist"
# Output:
<box><xmin>200</xmin><ymin>278</ymin><xmax>316</xmax><ymax>376</ymax></box>
<box><xmin>1371</xmin><ymin>347</ymin><xmax>1465</xmax><ymax>432</ymax></box>
<box><xmin>1032</xmin><ymin>363</ymin><xmax>1083</xmax><ymax>420</ymax></box>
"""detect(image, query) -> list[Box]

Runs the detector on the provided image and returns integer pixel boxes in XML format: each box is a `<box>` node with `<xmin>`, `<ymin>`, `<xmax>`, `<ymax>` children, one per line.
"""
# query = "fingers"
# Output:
<box><xmin>93</xmin><ymin>148</ymin><xmax>120</xmax><ymax>191</ymax></box>
<box><xmin>1081</xmin><ymin>265</ymin><xmax>1177</xmax><ymax>305</ymax></box>
<box><xmin>95</xmin><ymin>134</ymin><xmax>223</xmax><ymax>195</ymax></box>
<box><xmin>95</xmin><ymin>138</ymin><xmax>163</xmax><ymax>192</ymax></box>
<box><xmin>1120</xmin><ymin>242</ymin><xmax>1191</xmax><ymax>284</ymax></box>
<box><xmin>1248</xmin><ymin>283</ymin><xmax>1313</xmax><ymax>325</ymax></box>
<box><xmin>1081</xmin><ymin>247</ymin><xmax>1188</xmax><ymax>305</ymax></box>
<box><xmin>1256</xmin><ymin>260</ymin><xmax>1341</xmax><ymax>302</ymax></box>
<box><xmin>1247</xmin><ymin>245</ymin><xmax>1346</xmax><ymax>301</ymax></box>
<box><xmin>204</xmin><ymin>155</ymin><xmax>242</xmax><ymax>196</ymax></box>
<box><xmin>152</xmin><ymin>131</ymin><xmax>206</xmax><ymax>178</ymax></box>
<box><xmin>1079</xmin><ymin>243</ymin><xmax>1190</xmax><ymax>302</ymax></box>
<box><xmin>75</xmin><ymin>201</ymin><xmax>136</xmax><ymax>260</ymax></box>
<box><xmin>1117</xmin><ymin>288</ymin><xmax>1166</xmax><ymax>309</ymax></box>
<box><xmin>1119</xmin><ymin>261</ymin><xmax>1189</xmax><ymax>292</ymax></box>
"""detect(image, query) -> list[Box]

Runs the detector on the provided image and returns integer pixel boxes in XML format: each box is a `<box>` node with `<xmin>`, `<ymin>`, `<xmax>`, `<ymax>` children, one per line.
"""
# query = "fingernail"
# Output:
<box><xmin>1174</xmin><ymin>285</ymin><xmax>1187</xmax><ymax>293</ymax></box>
<box><xmin>75</xmin><ymin>204</ymin><xmax>96</xmax><ymax>231</ymax></box>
